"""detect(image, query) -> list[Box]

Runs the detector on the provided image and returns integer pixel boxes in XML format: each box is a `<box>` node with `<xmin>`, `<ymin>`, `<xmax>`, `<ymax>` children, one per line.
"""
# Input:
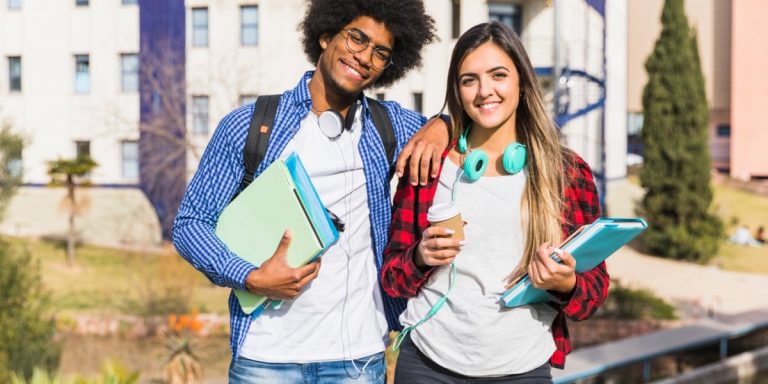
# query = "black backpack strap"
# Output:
<box><xmin>240</xmin><ymin>94</ymin><xmax>281</xmax><ymax>192</ymax></box>
<box><xmin>366</xmin><ymin>97</ymin><xmax>396</xmax><ymax>166</ymax></box>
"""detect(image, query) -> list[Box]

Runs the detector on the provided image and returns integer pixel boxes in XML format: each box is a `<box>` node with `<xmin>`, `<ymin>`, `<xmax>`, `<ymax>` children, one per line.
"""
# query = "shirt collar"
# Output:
<box><xmin>289</xmin><ymin>70</ymin><xmax>372</xmax><ymax>114</ymax></box>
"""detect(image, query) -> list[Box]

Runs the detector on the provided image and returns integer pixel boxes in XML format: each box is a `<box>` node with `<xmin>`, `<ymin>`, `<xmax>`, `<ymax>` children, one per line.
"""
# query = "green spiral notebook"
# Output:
<box><xmin>499</xmin><ymin>217</ymin><xmax>647</xmax><ymax>308</ymax></box>
<box><xmin>215</xmin><ymin>153</ymin><xmax>339</xmax><ymax>315</ymax></box>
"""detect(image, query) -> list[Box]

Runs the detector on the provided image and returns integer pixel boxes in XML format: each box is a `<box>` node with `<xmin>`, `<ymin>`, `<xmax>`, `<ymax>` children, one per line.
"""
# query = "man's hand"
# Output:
<box><xmin>396</xmin><ymin>117</ymin><xmax>450</xmax><ymax>186</ymax></box>
<box><xmin>414</xmin><ymin>226</ymin><xmax>463</xmax><ymax>269</ymax></box>
<box><xmin>528</xmin><ymin>242</ymin><xmax>576</xmax><ymax>294</ymax></box>
<box><xmin>244</xmin><ymin>230</ymin><xmax>321</xmax><ymax>300</ymax></box>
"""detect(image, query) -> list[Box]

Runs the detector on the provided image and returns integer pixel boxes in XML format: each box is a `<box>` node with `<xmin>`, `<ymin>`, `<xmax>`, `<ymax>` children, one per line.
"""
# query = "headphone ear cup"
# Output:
<box><xmin>502</xmin><ymin>143</ymin><xmax>527</xmax><ymax>174</ymax></box>
<box><xmin>319</xmin><ymin>110</ymin><xmax>344</xmax><ymax>138</ymax></box>
<box><xmin>463</xmin><ymin>149</ymin><xmax>488</xmax><ymax>182</ymax></box>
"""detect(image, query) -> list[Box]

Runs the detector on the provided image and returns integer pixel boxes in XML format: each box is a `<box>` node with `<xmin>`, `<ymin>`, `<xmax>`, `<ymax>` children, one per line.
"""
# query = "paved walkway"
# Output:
<box><xmin>604</xmin><ymin>179</ymin><xmax>768</xmax><ymax>318</ymax></box>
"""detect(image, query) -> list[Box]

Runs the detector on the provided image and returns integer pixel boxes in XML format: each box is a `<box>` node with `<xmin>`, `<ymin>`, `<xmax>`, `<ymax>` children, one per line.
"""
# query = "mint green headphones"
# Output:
<box><xmin>457</xmin><ymin>125</ymin><xmax>527</xmax><ymax>181</ymax></box>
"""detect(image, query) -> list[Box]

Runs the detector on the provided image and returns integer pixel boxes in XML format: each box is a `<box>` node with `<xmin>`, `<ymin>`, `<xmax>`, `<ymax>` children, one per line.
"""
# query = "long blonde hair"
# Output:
<box><xmin>443</xmin><ymin>22</ymin><xmax>566</xmax><ymax>284</ymax></box>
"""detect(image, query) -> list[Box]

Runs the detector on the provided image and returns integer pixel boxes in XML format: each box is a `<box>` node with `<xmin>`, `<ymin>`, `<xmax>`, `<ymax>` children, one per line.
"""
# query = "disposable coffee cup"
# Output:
<box><xmin>427</xmin><ymin>203</ymin><xmax>464</xmax><ymax>240</ymax></box>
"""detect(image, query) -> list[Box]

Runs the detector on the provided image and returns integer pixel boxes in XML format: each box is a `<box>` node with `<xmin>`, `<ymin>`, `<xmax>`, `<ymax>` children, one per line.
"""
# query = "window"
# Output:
<box><xmin>240</xmin><ymin>94</ymin><xmax>258</xmax><ymax>106</ymax></box>
<box><xmin>74</xmin><ymin>54</ymin><xmax>90</xmax><ymax>94</ymax></box>
<box><xmin>75</xmin><ymin>141</ymin><xmax>91</xmax><ymax>158</ymax></box>
<box><xmin>7</xmin><ymin>0</ymin><xmax>21</xmax><ymax>10</ymax></box>
<box><xmin>192</xmin><ymin>7</ymin><xmax>209</xmax><ymax>47</ymax></box>
<box><xmin>375</xmin><ymin>92</ymin><xmax>385</xmax><ymax>101</ymax></box>
<box><xmin>192</xmin><ymin>96</ymin><xmax>209</xmax><ymax>134</ymax></box>
<box><xmin>451</xmin><ymin>0</ymin><xmax>461</xmax><ymax>39</ymax></box>
<box><xmin>8</xmin><ymin>56</ymin><xmax>21</xmax><ymax>92</ymax></box>
<box><xmin>121</xmin><ymin>54</ymin><xmax>138</xmax><ymax>92</ymax></box>
<box><xmin>121</xmin><ymin>141</ymin><xmax>139</xmax><ymax>179</ymax></box>
<box><xmin>488</xmin><ymin>2</ymin><xmax>522</xmax><ymax>36</ymax></box>
<box><xmin>241</xmin><ymin>6</ymin><xmax>259</xmax><ymax>46</ymax></box>
<box><xmin>75</xmin><ymin>0</ymin><xmax>88</xmax><ymax>6</ymax></box>
<box><xmin>716</xmin><ymin>124</ymin><xmax>731</xmax><ymax>137</ymax></box>
<box><xmin>413</xmin><ymin>92</ymin><xmax>423</xmax><ymax>114</ymax></box>
<box><xmin>122</xmin><ymin>0</ymin><xmax>137</xmax><ymax>4</ymax></box>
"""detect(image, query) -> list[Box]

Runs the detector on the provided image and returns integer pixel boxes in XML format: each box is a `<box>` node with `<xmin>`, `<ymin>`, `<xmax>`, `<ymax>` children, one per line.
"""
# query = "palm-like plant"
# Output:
<box><xmin>47</xmin><ymin>156</ymin><xmax>98</xmax><ymax>265</ymax></box>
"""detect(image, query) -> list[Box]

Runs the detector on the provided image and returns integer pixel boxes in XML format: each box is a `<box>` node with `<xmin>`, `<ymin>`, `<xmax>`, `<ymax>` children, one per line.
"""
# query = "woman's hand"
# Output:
<box><xmin>414</xmin><ymin>226</ymin><xmax>463</xmax><ymax>269</ymax></box>
<box><xmin>528</xmin><ymin>242</ymin><xmax>577</xmax><ymax>294</ymax></box>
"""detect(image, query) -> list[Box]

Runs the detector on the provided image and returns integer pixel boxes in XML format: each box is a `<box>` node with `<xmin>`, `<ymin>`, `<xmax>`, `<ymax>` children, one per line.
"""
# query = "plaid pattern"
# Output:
<box><xmin>173</xmin><ymin>71</ymin><xmax>425</xmax><ymax>359</ymax></box>
<box><xmin>381</xmin><ymin>144</ymin><xmax>608</xmax><ymax>369</ymax></box>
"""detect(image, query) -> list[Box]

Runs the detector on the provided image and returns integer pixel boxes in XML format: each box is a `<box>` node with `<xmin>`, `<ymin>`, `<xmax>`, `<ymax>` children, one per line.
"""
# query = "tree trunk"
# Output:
<box><xmin>66</xmin><ymin>176</ymin><xmax>76</xmax><ymax>266</ymax></box>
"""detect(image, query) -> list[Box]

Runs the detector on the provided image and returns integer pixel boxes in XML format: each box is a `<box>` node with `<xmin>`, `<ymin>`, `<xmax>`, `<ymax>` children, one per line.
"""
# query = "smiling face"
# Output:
<box><xmin>317</xmin><ymin>16</ymin><xmax>394</xmax><ymax>98</ymax></box>
<box><xmin>458</xmin><ymin>41</ymin><xmax>521</xmax><ymax>132</ymax></box>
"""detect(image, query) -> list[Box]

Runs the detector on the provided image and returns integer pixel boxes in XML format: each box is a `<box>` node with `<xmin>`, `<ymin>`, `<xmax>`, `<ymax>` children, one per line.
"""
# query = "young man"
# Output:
<box><xmin>172</xmin><ymin>1</ymin><xmax>444</xmax><ymax>382</ymax></box>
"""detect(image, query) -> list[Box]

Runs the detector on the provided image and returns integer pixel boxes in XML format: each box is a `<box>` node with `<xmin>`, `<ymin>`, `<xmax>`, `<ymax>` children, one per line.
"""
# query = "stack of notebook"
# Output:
<box><xmin>215</xmin><ymin>153</ymin><xmax>340</xmax><ymax>315</ymax></box>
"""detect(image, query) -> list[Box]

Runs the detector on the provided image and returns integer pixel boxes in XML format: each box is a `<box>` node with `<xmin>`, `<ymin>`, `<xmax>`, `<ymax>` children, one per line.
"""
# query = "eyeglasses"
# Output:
<box><xmin>341</xmin><ymin>28</ymin><xmax>394</xmax><ymax>70</ymax></box>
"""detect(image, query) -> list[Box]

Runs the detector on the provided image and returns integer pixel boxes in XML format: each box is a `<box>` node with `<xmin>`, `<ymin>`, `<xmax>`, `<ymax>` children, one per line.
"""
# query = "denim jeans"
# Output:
<box><xmin>228</xmin><ymin>352</ymin><xmax>386</xmax><ymax>384</ymax></box>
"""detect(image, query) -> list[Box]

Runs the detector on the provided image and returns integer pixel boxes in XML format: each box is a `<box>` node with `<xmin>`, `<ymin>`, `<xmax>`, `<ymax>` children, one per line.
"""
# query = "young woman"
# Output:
<box><xmin>381</xmin><ymin>22</ymin><xmax>609</xmax><ymax>382</ymax></box>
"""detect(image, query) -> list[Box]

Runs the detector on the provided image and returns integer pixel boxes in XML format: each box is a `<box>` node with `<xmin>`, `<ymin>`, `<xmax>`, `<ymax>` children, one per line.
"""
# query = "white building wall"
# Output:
<box><xmin>0</xmin><ymin>0</ymin><xmax>140</xmax><ymax>185</ymax></box>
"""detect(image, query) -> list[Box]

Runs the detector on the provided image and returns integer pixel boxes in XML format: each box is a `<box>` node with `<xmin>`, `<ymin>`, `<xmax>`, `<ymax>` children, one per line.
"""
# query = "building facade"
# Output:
<box><xmin>1</xmin><ymin>0</ymin><xmax>624</xmax><ymax>245</ymax></box>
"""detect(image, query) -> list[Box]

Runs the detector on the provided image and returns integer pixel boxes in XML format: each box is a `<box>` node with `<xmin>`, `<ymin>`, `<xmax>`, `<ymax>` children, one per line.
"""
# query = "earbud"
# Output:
<box><xmin>458</xmin><ymin>125</ymin><xmax>527</xmax><ymax>182</ymax></box>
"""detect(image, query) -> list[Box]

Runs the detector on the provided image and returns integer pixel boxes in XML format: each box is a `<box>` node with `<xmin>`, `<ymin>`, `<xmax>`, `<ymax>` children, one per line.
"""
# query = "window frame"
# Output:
<box><xmin>192</xmin><ymin>7</ymin><xmax>209</xmax><ymax>47</ymax></box>
<box><xmin>240</xmin><ymin>5</ymin><xmax>259</xmax><ymax>46</ymax></box>
<box><xmin>191</xmin><ymin>95</ymin><xmax>210</xmax><ymax>135</ymax></box>
<box><xmin>8</xmin><ymin>56</ymin><xmax>21</xmax><ymax>92</ymax></box>
<box><xmin>74</xmin><ymin>54</ymin><xmax>90</xmax><ymax>94</ymax></box>
<box><xmin>120</xmin><ymin>53</ymin><xmax>139</xmax><ymax>92</ymax></box>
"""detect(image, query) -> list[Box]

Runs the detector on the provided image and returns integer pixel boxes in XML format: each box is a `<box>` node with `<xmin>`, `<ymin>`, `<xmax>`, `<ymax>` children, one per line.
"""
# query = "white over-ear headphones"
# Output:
<box><xmin>317</xmin><ymin>102</ymin><xmax>359</xmax><ymax>139</ymax></box>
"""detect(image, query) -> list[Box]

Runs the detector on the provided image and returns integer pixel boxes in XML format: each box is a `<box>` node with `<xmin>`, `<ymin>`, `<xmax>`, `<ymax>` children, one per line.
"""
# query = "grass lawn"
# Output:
<box><xmin>713</xmin><ymin>182</ymin><xmax>768</xmax><ymax>274</ymax></box>
<box><xmin>626</xmin><ymin>175</ymin><xmax>768</xmax><ymax>274</ymax></box>
<box><xmin>5</xmin><ymin>236</ymin><xmax>229</xmax><ymax>316</ymax></box>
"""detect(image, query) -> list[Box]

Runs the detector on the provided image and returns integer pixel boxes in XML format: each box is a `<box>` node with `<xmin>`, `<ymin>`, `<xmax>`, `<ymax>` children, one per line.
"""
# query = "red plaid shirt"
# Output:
<box><xmin>381</xmin><ymin>145</ymin><xmax>609</xmax><ymax>369</ymax></box>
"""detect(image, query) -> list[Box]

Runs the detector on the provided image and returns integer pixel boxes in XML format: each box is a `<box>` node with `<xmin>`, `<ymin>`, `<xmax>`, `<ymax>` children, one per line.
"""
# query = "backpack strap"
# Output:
<box><xmin>366</xmin><ymin>97</ymin><xmax>396</xmax><ymax>167</ymax></box>
<box><xmin>240</xmin><ymin>94</ymin><xmax>281</xmax><ymax>192</ymax></box>
<box><xmin>238</xmin><ymin>95</ymin><xmax>395</xmax><ymax>193</ymax></box>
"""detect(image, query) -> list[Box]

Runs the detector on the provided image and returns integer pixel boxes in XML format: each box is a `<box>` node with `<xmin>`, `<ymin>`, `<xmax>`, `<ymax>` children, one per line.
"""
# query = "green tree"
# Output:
<box><xmin>0</xmin><ymin>241</ymin><xmax>61</xmax><ymax>379</ymax></box>
<box><xmin>0</xmin><ymin>123</ymin><xmax>24</xmax><ymax>220</ymax></box>
<box><xmin>47</xmin><ymin>156</ymin><xmax>98</xmax><ymax>265</ymax></box>
<box><xmin>639</xmin><ymin>0</ymin><xmax>722</xmax><ymax>262</ymax></box>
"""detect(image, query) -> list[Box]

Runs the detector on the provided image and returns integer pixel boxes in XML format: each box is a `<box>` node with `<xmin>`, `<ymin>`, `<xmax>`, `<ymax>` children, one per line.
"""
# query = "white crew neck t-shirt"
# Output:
<box><xmin>239</xmin><ymin>106</ymin><xmax>389</xmax><ymax>363</ymax></box>
<box><xmin>400</xmin><ymin>158</ymin><xmax>557</xmax><ymax>376</ymax></box>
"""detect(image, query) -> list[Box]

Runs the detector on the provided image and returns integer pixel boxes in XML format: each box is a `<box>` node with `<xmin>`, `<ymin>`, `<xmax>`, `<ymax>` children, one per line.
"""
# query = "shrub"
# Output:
<box><xmin>0</xmin><ymin>239</ymin><xmax>61</xmax><ymax>379</ymax></box>
<box><xmin>596</xmin><ymin>281</ymin><xmax>677</xmax><ymax>320</ymax></box>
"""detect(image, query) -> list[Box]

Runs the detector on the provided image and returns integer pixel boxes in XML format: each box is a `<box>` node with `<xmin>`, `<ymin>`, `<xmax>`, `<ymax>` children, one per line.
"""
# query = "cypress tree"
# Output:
<box><xmin>639</xmin><ymin>0</ymin><xmax>722</xmax><ymax>262</ymax></box>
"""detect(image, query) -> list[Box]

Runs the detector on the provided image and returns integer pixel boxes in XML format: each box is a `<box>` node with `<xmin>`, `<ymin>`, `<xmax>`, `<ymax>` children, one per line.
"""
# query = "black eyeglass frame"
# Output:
<box><xmin>340</xmin><ymin>28</ymin><xmax>394</xmax><ymax>70</ymax></box>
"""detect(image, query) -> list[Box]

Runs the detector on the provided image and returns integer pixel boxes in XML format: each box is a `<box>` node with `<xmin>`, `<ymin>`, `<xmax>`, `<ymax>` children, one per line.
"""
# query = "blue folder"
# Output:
<box><xmin>499</xmin><ymin>217</ymin><xmax>647</xmax><ymax>308</ymax></box>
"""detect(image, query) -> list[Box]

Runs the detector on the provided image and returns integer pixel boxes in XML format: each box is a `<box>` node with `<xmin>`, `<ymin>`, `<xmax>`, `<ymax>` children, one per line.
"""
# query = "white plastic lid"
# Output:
<box><xmin>427</xmin><ymin>202</ymin><xmax>461</xmax><ymax>223</ymax></box>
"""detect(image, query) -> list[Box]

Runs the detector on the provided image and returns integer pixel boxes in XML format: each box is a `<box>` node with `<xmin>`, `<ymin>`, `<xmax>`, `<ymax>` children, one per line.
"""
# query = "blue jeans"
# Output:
<box><xmin>228</xmin><ymin>352</ymin><xmax>386</xmax><ymax>384</ymax></box>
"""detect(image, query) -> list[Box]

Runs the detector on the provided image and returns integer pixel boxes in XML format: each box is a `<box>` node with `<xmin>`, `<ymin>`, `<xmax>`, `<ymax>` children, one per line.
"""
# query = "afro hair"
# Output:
<box><xmin>299</xmin><ymin>0</ymin><xmax>437</xmax><ymax>89</ymax></box>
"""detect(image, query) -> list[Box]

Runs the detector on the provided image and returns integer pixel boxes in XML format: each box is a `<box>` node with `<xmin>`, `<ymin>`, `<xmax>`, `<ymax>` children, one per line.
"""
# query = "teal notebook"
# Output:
<box><xmin>215</xmin><ymin>153</ymin><xmax>339</xmax><ymax>315</ymax></box>
<box><xmin>499</xmin><ymin>217</ymin><xmax>647</xmax><ymax>308</ymax></box>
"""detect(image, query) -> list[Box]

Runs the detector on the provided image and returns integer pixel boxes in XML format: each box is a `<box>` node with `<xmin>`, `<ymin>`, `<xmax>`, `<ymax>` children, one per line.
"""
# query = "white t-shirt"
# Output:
<box><xmin>239</xmin><ymin>106</ymin><xmax>389</xmax><ymax>363</ymax></box>
<box><xmin>400</xmin><ymin>159</ymin><xmax>557</xmax><ymax>376</ymax></box>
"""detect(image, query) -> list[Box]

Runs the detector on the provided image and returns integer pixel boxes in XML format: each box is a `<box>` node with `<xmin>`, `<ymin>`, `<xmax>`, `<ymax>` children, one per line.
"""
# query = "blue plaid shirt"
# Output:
<box><xmin>172</xmin><ymin>71</ymin><xmax>426</xmax><ymax>359</ymax></box>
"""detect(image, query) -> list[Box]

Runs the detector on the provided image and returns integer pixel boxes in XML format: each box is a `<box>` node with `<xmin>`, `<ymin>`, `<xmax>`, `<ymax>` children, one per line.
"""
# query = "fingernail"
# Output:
<box><xmin>459</xmin><ymin>240</ymin><xmax>467</xmax><ymax>246</ymax></box>
<box><xmin>397</xmin><ymin>171</ymin><xmax>403</xmax><ymax>177</ymax></box>
<box><xmin>420</xmin><ymin>181</ymin><xmax>427</xmax><ymax>186</ymax></box>
<box><xmin>444</xmin><ymin>229</ymin><xmax>455</xmax><ymax>234</ymax></box>
<box><xmin>553</xmin><ymin>248</ymin><xmax>564</xmax><ymax>256</ymax></box>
